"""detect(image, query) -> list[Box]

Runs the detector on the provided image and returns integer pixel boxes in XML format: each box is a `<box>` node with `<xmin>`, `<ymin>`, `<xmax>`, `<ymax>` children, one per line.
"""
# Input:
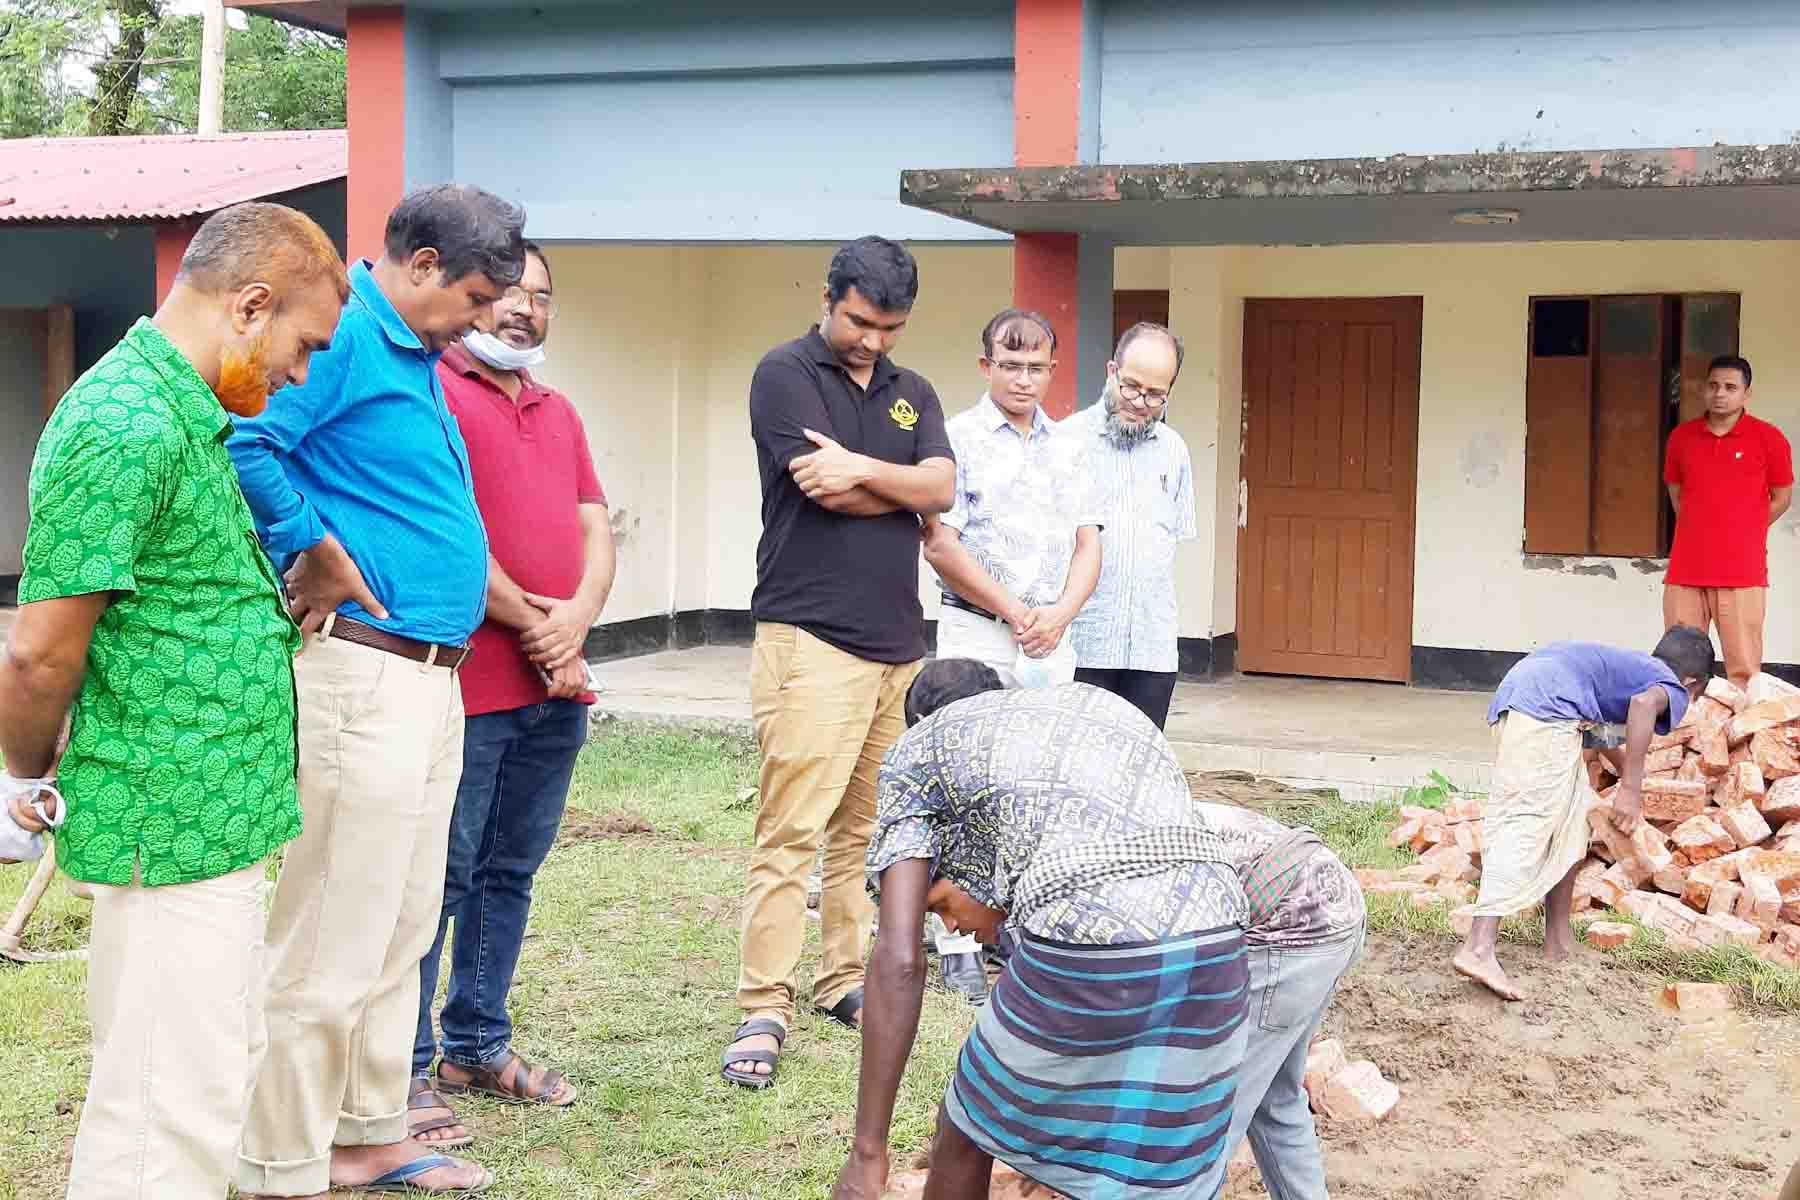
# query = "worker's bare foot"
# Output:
<box><xmin>1453</xmin><ymin>947</ymin><xmax>1524</xmax><ymax>1001</ymax></box>
<box><xmin>1543</xmin><ymin>924</ymin><xmax>1579</xmax><ymax>963</ymax></box>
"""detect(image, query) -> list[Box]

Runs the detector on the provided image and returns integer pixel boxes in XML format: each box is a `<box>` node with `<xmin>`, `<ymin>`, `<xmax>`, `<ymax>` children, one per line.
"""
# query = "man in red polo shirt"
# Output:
<box><xmin>407</xmin><ymin>242</ymin><xmax>615</xmax><ymax>1146</ymax></box>
<box><xmin>1664</xmin><ymin>354</ymin><xmax>1793</xmax><ymax>686</ymax></box>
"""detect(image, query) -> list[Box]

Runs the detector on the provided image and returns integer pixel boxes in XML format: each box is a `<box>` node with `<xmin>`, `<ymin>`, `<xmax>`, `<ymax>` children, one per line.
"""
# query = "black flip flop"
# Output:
<box><xmin>721</xmin><ymin>1018</ymin><xmax>786</xmax><ymax>1090</ymax></box>
<box><xmin>814</xmin><ymin>986</ymin><xmax>864</xmax><ymax>1030</ymax></box>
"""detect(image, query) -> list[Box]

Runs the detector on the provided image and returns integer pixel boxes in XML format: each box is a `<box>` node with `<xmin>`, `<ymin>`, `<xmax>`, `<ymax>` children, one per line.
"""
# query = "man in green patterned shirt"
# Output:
<box><xmin>0</xmin><ymin>202</ymin><xmax>348</xmax><ymax>1199</ymax></box>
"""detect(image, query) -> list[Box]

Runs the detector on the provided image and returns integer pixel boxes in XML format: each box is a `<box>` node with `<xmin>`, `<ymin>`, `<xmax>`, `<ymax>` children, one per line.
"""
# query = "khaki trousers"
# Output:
<box><xmin>66</xmin><ymin>862</ymin><xmax>268</xmax><ymax>1200</ymax></box>
<box><xmin>738</xmin><ymin>622</ymin><xmax>920</xmax><ymax>1024</ymax></box>
<box><xmin>1663</xmin><ymin>584</ymin><xmax>1766</xmax><ymax>687</ymax></box>
<box><xmin>236</xmin><ymin>635</ymin><xmax>465</xmax><ymax>1197</ymax></box>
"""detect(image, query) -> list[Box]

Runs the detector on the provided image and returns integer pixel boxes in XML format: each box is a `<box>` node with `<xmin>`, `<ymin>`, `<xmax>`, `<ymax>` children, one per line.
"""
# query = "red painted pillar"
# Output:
<box><xmin>1013</xmin><ymin>0</ymin><xmax>1086</xmax><ymax>419</ymax></box>
<box><xmin>153</xmin><ymin>219</ymin><xmax>199</xmax><ymax>306</ymax></box>
<box><xmin>346</xmin><ymin>7</ymin><xmax>408</xmax><ymax>263</ymax></box>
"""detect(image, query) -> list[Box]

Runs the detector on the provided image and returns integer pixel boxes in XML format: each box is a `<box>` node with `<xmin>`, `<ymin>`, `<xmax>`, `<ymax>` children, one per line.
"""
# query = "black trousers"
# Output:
<box><xmin>1073</xmin><ymin>667</ymin><xmax>1178</xmax><ymax>730</ymax></box>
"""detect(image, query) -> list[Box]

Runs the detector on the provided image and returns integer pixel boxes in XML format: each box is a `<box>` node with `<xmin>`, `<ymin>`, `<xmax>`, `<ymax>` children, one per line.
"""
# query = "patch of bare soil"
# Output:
<box><xmin>555</xmin><ymin>810</ymin><xmax>655</xmax><ymax>843</ymax></box>
<box><xmin>1233</xmin><ymin>916</ymin><xmax>1800</xmax><ymax>1199</ymax></box>
<box><xmin>1186</xmin><ymin>770</ymin><xmax>1800</xmax><ymax>1199</ymax></box>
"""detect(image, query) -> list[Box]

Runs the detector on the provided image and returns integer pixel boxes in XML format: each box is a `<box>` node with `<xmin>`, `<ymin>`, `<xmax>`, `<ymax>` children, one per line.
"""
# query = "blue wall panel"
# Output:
<box><xmin>1099</xmin><ymin>0</ymin><xmax>1800</xmax><ymax>163</ymax></box>
<box><xmin>449</xmin><ymin>66</ymin><xmax>1014</xmax><ymax>241</ymax></box>
<box><xmin>420</xmin><ymin>1</ymin><xmax>1015</xmax><ymax>241</ymax></box>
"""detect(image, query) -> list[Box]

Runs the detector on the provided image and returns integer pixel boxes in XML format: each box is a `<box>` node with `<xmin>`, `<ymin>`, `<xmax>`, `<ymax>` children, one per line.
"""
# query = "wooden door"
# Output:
<box><xmin>1238</xmin><ymin>298</ymin><xmax>1422</xmax><ymax>682</ymax></box>
<box><xmin>1113</xmin><ymin>290</ymin><xmax>1170</xmax><ymax>348</ymax></box>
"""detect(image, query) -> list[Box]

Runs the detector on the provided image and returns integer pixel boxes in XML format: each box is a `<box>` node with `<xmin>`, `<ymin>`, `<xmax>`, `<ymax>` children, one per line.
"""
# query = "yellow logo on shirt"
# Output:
<box><xmin>890</xmin><ymin>398</ymin><xmax>919</xmax><ymax>430</ymax></box>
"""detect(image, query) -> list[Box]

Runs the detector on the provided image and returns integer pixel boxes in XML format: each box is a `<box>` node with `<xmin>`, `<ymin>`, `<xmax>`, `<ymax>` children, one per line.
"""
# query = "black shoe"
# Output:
<box><xmin>939</xmin><ymin>951</ymin><xmax>988</xmax><ymax>1004</ymax></box>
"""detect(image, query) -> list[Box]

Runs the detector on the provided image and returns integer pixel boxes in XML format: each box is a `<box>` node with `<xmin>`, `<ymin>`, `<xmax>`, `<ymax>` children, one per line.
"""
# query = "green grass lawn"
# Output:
<box><xmin>0</xmin><ymin>727</ymin><xmax>976</xmax><ymax>1199</ymax></box>
<box><xmin>4</xmin><ymin>730</ymin><xmax>1797</xmax><ymax>1198</ymax></box>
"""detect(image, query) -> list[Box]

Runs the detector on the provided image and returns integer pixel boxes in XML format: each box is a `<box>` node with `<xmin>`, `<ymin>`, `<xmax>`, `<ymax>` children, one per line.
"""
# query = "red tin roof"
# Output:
<box><xmin>0</xmin><ymin>129</ymin><xmax>346</xmax><ymax>223</ymax></box>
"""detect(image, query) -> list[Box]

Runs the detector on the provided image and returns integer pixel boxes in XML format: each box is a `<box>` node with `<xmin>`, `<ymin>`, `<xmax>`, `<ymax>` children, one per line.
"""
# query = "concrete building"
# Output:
<box><xmin>0</xmin><ymin>131</ymin><xmax>347</xmax><ymax>600</ymax></box>
<box><xmin>230</xmin><ymin>0</ymin><xmax>1800</xmax><ymax>689</ymax></box>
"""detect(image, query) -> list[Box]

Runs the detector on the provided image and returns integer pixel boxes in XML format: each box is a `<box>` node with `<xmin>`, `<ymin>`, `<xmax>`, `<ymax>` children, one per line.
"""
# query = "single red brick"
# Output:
<box><xmin>1302</xmin><ymin>1038</ymin><xmax>1349</xmax><ymax>1112</ymax></box>
<box><xmin>1740</xmin><ymin>850</ymin><xmax>1800</xmax><ymax>892</ymax></box>
<box><xmin>1719</xmin><ymin>804</ymin><xmax>1773</xmax><ymax>849</ymax></box>
<box><xmin>1745</xmin><ymin>673</ymin><xmax>1800</xmax><ymax>707</ymax></box>
<box><xmin>1584</xmin><ymin>921</ymin><xmax>1634</xmax><ymax>950</ymax></box>
<box><xmin>1684</xmin><ymin>695</ymin><xmax>1736</xmax><ymax>732</ymax></box>
<box><xmin>1319</xmin><ymin>1061</ymin><xmax>1400</xmax><ymax>1124</ymax></box>
<box><xmin>1640</xmin><ymin>778</ymin><xmax>1710</xmax><ymax>823</ymax></box>
<box><xmin>1694</xmin><ymin>911</ymin><xmax>1762</xmax><ymax>948</ymax></box>
<box><xmin>1453</xmin><ymin>820</ymin><xmax>1484</xmax><ymax>856</ymax></box>
<box><xmin>1594</xmin><ymin>862</ymin><xmax>1645</xmax><ymax>906</ymax></box>
<box><xmin>1751</xmin><ymin>729</ymin><xmax>1800</xmax><ymax>783</ymax></box>
<box><xmin>1663</xmin><ymin>981</ymin><xmax>1734</xmax><ymax>1011</ymax></box>
<box><xmin>1725</xmin><ymin>695</ymin><xmax>1800</xmax><ymax>746</ymax></box>
<box><xmin>1737</xmin><ymin>871</ymin><xmax>1783</xmax><ymax>932</ymax></box>
<box><xmin>1698</xmin><ymin>726</ymin><xmax>1732</xmax><ymax>777</ymax></box>
<box><xmin>1670</xmin><ymin>814</ymin><xmax>1735</xmax><ymax>864</ymax></box>
<box><xmin>1705</xmin><ymin>879</ymin><xmax>1744</xmax><ymax>917</ymax></box>
<box><xmin>1761</xmin><ymin>778</ymin><xmax>1800</xmax><ymax>826</ymax></box>
<box><xmin>1652</xmin><ymin>862</ymin><xmax>1691</xmax><ymax>895</ymax></box>
<box><xmin>1387</xmin><ymin>816</ymin><xmax>1424</xmax><ymax>850</ymax></box>
<box><xmin>1571</xmin><ymin>858</ymin><xmax>1609</xmax><ymax>911</ymax></box>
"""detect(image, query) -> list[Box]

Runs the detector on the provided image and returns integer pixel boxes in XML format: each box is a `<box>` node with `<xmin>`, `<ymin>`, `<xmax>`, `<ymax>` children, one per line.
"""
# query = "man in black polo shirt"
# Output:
<box><xmin>722</xmin><ymin>236</ymin><xmax>954</xmax><ymax>1089</ymax></box>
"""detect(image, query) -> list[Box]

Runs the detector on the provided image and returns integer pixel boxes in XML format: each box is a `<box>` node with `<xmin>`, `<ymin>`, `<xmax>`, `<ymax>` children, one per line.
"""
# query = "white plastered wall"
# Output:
<box><xmin>1164</xmin><ymin>240</ymin><xmax>1800</xmax><ymax>664</ymax></box>
<box><xmin>533</xmin><ymin>243</ymin><xmax>1013</xmax><ymax>625</ymax></box>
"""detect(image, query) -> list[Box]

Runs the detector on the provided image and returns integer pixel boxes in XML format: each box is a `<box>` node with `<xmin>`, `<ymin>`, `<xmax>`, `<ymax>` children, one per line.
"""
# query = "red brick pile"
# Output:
<box><xmin>1364</xmin><ymin>673</ymin><xmax>1800</xmax><ymax>968</ymax></box>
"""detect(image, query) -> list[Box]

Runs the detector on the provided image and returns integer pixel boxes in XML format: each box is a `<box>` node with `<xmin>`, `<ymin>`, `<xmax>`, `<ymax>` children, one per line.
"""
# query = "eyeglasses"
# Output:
<box><xmin>989</xmin><ymin>360</ymin><xmax>1052</xmax><ymax>380</ymax></box>
<box><xmin>1117</xmin><ymin>377</ymin><xmax>1170</xmax><ymax>407</ymax></box>
<box><xmin>501</xmin><ymin>286</ymin><xmax>557</xmax><ymax>318</ymax></box>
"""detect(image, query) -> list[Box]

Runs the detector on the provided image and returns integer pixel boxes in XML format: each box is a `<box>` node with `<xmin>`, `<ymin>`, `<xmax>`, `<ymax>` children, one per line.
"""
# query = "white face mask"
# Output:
<box><xmin>462</xmin><ymin>329</ymin><xmax>546</xmax><ymax>372</ymax></box>
<box><xmin>0</xmin><ymin>777</ymin><xmax>63</xmax><ymax>864</ymax></box>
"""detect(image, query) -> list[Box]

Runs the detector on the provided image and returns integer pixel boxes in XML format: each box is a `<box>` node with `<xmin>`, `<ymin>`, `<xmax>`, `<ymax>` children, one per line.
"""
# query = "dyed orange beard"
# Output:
<box><xmin>215</xmin><ymin>332</ymin><xmax>273</xmax><ymax>418</ymax></box>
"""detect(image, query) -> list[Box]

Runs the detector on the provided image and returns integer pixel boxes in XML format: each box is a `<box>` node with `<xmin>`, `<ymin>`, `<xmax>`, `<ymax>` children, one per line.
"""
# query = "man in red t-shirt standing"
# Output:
<box><xmin>407</xmin><ymin>242</ymin><xmax>616</xmax><ymax>1146</ymax></box>
<box><xmin>1663</xmin><ymin>354</ymin><xmax>1794</xmax><ymax>686</ymax></box>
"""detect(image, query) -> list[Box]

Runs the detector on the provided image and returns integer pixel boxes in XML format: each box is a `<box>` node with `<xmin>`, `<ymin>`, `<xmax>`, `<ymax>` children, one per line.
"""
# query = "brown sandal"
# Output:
<box><xmin>435</xmin><ymin>1052</ymin><xmax>578</xmax><ymax>1107</ymax></box>
<box><xmin>407</xmin><ymin>1076</ymin><xmax>474</xmax><ymax>1149</ymax></box>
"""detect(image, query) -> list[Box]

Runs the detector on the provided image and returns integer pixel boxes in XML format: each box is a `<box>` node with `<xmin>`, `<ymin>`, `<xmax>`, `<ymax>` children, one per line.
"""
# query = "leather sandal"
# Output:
<box><xmin>814</xmin><ymin>986</ymin><xmax>864</xmax><ymax>1030</ymax></box>
<box><xmin>435</xmin><ymin>1052</ymin><xmax>578</xmax><ymax>1107</ymax></box>
<box><xmin>407</xmin><ymin>1076</ymin><xmax>474</xmax><ymax>1149</ymax></box>
<box><xmin>720</xmin><ymin>1018</ymin><xmax>786</xmax><ymax>1090</ymax></box>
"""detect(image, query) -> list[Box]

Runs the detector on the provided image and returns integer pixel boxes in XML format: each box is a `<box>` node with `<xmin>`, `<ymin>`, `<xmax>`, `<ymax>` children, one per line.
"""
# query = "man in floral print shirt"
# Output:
<box><xmin>0</xmin><ymin>203</ymin><xmax>347</xmax><ymax>1199</ymax></box>
<box><xmin>922</xmin><ymin>309</ymin><xmax>1101</xmax><ymax>688</ymax></box>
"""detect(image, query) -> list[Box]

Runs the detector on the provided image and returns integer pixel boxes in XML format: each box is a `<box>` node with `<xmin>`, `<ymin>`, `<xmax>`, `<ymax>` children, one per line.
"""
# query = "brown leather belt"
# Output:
<box><xmin>327</xmin><ymin>614</ymin><xmax>471</xmax><ymax>670</ymax></box>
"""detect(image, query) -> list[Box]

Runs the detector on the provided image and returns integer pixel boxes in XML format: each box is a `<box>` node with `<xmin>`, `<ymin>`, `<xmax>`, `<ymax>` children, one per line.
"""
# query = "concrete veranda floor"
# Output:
<box><xmin>591</xmin><ymin>645</ymin><xmax>1496</xmax><ymax>800</ymax></box>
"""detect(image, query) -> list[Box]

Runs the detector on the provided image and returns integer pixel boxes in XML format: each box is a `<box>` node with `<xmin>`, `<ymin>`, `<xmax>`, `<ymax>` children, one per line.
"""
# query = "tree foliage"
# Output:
<box><xmin>0</xmin><ymin>0</ymin><xmax>345</xmax><ymax>138</ymax></box>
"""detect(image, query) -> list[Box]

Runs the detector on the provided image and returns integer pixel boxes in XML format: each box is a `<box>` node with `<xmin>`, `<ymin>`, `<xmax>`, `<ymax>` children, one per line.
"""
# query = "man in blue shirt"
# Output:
<box><xmin>1455</xmin><ymin>626</ymin><xmax>1713</xmax><ymax>1002</ymax></box>
<box><xmin>230</xmin><ymin>185</ymin><xmax>525</xmax><ymax>1200</ymax></box>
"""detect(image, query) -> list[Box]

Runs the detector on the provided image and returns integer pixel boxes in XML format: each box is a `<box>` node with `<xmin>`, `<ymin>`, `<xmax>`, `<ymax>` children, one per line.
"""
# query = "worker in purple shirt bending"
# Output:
<box><xmin>1454</xmin><ymin>626</ymin><xmax>1712</xmax><ymax>1001</ymax></box>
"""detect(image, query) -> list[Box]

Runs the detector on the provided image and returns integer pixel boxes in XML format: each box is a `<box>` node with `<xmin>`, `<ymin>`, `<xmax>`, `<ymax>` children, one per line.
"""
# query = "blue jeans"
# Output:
<box><xmin>414</xmin><ymin>700</ymin><xmax>588</xmax><ymax>1075</ymax></box>
<box><xmin>1221</xmin><ymin>923</ymin><xmax>1366</xmax><ymax>1200</ymax></box>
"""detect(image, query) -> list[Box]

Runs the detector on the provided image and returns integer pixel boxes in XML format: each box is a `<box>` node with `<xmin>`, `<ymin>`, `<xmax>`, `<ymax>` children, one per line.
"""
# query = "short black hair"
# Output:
<box><xmin>904</xmin><ymin>658</ymin><xmax>1004</xmax><ymax>727</ymax></box>
<box><xmin>826</xmin><ymin>236</ymin><xmax>919</xmax><ymax>313</ymax></box>
<box><xmin>1653</xmin><ymin>624</ymin><xmax>1715</xmax><ymax>688</ymax></box>
<box><xmin>1708</xmin><ymin>354</ymin><xmax>1752</xmax><ymax>389</ymax></box>
<box><xmin>981</xmin><ymin>308</ymin><xmax>1057</xmax><ymax>358</ymax></box>
<box><xmin>523</xmin><ymin>240</ymin><xmax>552</xmax><ymax>291</ymax></box>
<box><xmin>1114</xmin><ymin>321</ymin><xmax>1185</xmax><ymax>382</ymax></box>
<box><xmin>383</xmin><ymin>184</ymin><xmax>528</xmax><ymax>288</ymax></box>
